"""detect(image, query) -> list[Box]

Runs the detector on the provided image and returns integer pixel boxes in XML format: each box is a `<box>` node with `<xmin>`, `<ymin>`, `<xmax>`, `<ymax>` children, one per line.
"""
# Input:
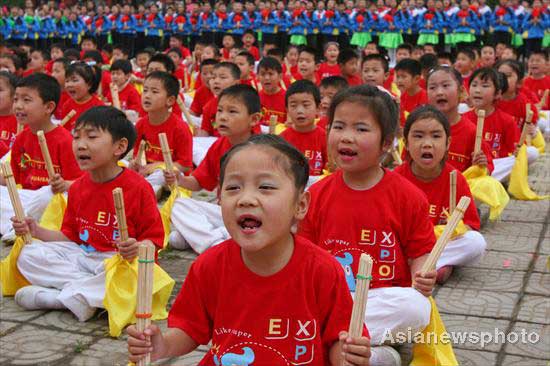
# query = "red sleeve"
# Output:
<box><xmin>192</xmin><ymin>149</ymin><xmax>218</xmax><ymax>191</ymax></box>
<box><xmin>135</xmin><ymin>182</ymin><xmax>165</xmax><ymax>249</ymax></box>
<box><xmin>60</xmin><ymin>183</ymin><xmax>81</xmax><ymax>242</ymax></box>
<box><xmin>200</xmin><ymin>102</ymin><xmax>216</xmax><ymax>135</ymax></box>
<box><xmin>189</xmin><ymin>93</ymin><xmax>202</xmax><ymax>115</ymax></box>
<box><xmin>10</xmin><ymin>136</ymin><xmax>22</xmax><ymax>185</ymax></box>
<box><xmin>298</xmin><ymin>186</ymin><xmax>320</xmax><ymax>245</ymax></box>
<box><xmin>402</xmin><ymin>187</ymin><xmax>436</xmax><ymax>259</ymax></box>
<box><xmin>501</xmin><ymin>115</ymin><xmax>518</xmax><ymax>157</ymax></box>
<box><xmin>132</xmin><ymin>121</ymin><xmax>144</xmax><ymax>158</ymax></box>
<box><xmin>173</xmin><ymin>123</ymin><xmax>194</xmax><ymax>169</ymax></box>
<box><xmin>0</xmin><ymin>140</ymin><xmax>8</xmax><ymax>158</ymax></box>
<box><xmin>127</xmin><ymin>87</ymin><xmax>142</xmax><ymax>112</ymax></box>
<box><xmin>480</xmin><ymin>139</ymin><xmax>494</xmax><ymax>174</ymax></box>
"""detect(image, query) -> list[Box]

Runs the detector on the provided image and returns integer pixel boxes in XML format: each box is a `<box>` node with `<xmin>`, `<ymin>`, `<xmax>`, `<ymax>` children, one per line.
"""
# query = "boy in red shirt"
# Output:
<box><xmin>105</xmin><ymin>60</ymin><xmax>141</xmax><ymax>113</ymax></box>
<box><xmin>130</xmin><ymin>71</ymin><xmax>193</xmax><ymax>192</ymax></box>
<box><xmin>128</xmin><ymin>134</ymin><xmax>371</xmax><ymax>365</ymax></box>
<box><xmin>338</xmin><ymin>48</ymin><xmax>362</xmax><ymax>86</ymax></box>
<box><xmin>454</xmin><ymin>49</ymin><xmax>476</xmax><ymax>90</ymax></box>
<box><xmin>0</xmin><ymin>71</ymin><xmax>18</xmax><ymax>158</ymax></box>
<box><xmin>24</xmin><ymin>49</ymin><xmax>50</xmax><ymax>76</ymax></box>
<box><xmin>395</xmin><ymin>59</ymin><xmax>428</xmax><ymax>126</ymax></box>
<box><xmin>235</xmin><ymin>51</ymin><xmax>259</xmax><ymax>89</ymax></box>
<box><xmin>297</xmin><ymin>46</ymin><xmax>320</xmax><ymax>85</ymax></box>
<box><xmin>524</xmin><ymin>50</ymin><xmax>550</xmax><ymax>111</ymax></box>
<box><xmin>12</xmin><ymin>106</ymin><xmax>164</xmax><ymax>322</ymax></box>
<box><xmin>318</xmin><ymin>76</ymin><xmax>349</xmax><ymax>130</ymax></box>
<box><xmin>280</xmin><ymin>80</ymin><xmax>327</xmax><ymax>176</ymax></box>
<box><xmin>257</xmin><ymin>57</ymin><xmax>287</xmax><ymax>125</ymax></box>
<box><xmin>189</xmin><ymin>59</ymin><xmax>218</xmax><ymax>117</ymax></box>
<box><xmin>51</xmin><ymin>58</ymin><xmax>70</xmax><ymax>121</ymax></box>
<box><xmin>241</xmin><ymin>30</ymin><xmax>260</xmax><ymax>61</ymax></box>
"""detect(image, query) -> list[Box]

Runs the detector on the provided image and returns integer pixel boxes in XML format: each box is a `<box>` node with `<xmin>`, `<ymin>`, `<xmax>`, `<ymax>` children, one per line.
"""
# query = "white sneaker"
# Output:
<box><xmin>15</xmin><ymin>285</ymin><xmax>65</xmax><ymax>310</ymax></box>
<box><xmin>370</xmin><ymin>346</ymin><xmax>402</xmax><ymax>366</ymax></box>
<box><xmin>169</xmin><ymin>230</ymin><xmax>189</xmax><ymax>250</ymax></box>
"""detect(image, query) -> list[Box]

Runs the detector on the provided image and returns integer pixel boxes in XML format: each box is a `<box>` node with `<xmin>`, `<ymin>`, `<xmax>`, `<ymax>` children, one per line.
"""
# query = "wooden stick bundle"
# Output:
<box><xmin>110</xmin><ymin>83</ymin><xmax>121</xmax><ymax>110</ymax></box>
<box><xmin>269</xmin><ymin>115</ymin><xmax>278</xmax><ymax>134</ymax></box>
<box><xmin>183</xmin><ymin>67</ymin><xmax>189</xmax><ymax>91</ymax></box>
<box><xmin>135</xmin><ymin>140</ymin><xmax>147</xmax><ymax>166</ymax></box>
<box><xmin>60</xmin><ymin>110</ymin><xmax>76</xmax><ymax>127</ymax></box>
<box><xmin>348</xmin><ymin>254</ymin><xmax>373</xmax><ymax>338</ymax></box>
<box><xmin>112</xmin><ymin>188</ymin><xmax>128</xmax><ymax>241</ymax></box>
<box><xmin>449</xmin><ymin>170</ymin><xmax>457</xmax><ymax>215</ymax></box>
<box><xmin>1</xmin><ymin>163</ymin><xmax>32</xmax><ymax>244</ymax></box>
<box><xmin>136</xmin><ymin>242</ymin><xmax>155</xmax><ymax>366</ymax></box>
<box><xmin>474</xmin><ymin>109</ymin><xmax>485</xmax><ymax>154</ymax></box>
<box><xmin>517</xmin><ymin>108</ymin><xmax>534</xmax><ymax>148</ymax></box>
<box><xmin>158</xmin><ymin>133</ymin><xmax>174</xmax><ymax>173</ymax></box>
<box><xmin>525</xmin><ymin>104</ymin><xmax>534</xmax><ymax>146</ymax></box>
<box><xmin>421</xmin><ymin>196</ymin><xmax>471</xmax><ymax>274</ymax></box>
<box><xmin>37</xmin><ymin>130</ymin><xmax>56</xmax><ymax>179</ymax></box>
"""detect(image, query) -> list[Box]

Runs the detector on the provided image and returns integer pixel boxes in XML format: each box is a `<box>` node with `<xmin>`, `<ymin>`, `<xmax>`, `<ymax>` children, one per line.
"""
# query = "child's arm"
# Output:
<box><xmin>127</xmin><ymin>324</ymin><xmax>198</xmax><ymax>363</ymax></box>
<box><xmin>329</xmin><ymin>331</ymin><xmax>371</xmax><ymax>366</ymax></box>
<box><xmin>11</xmin><ymin>216</ymin><xmax>70</xmax><ymax>242</ymax></box>
<box><xmin>163</xmin><ymin>169</ymin><xmax>202</xmax><ymax>191</ymax></box>
<box><xmin>49</xmin><ymin>173</ymin><xmax>73</xmax><ymax>194</ymax></box>
<box><xmin>409</xmin><ymin>253</ymin><xmax>436</xmax><ymax>297</ymax></box>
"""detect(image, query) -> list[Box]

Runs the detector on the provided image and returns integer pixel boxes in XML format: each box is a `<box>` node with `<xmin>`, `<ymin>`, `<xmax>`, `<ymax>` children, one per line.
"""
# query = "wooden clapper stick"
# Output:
<box><xmin>269</xmin><ymin>115</ymin><xmax>278</xmax><ymax>134</ymax></box>
<box><xmin>158</xmin><ymin>133</ymin><xmax>176</xmax><ymax>191</ymax></box>
<box><xmin>37</xmin><ymin>130</ymin><xmax>56</xmax><ymax>180</ymax></box>
<box><xmin>517</xmin><ymin>107</ymin><xmax>534</xmax><ymax>150</ymax></box>
<box><xmin>449</xmin><ymin>170</ymin><xmax>457</xmax><ymax>215</ymax></box>
<box><xmin>421</xmin><ymin>196</ymin><xmax>471</xmax><ymax>274</ymax></box>
<box><xmin>135</xmin><ymin>140</ymin><xmax>147</xmax><ymax>167</ymax></box>
<box><xmin>1</xmin><ymin>162</ymin><xmax>32</xmax><ymax>244</ymax></box>
<box><xmin>474</xmin><ymin>109</ymin><xmax>485</xmax><ymax>155</ymax></box>
<box><xmin>348</xmin><ymin>254</ymin><xmax>374</xmax><ymax>339</ymax></box>
<box><xmin>110</xmin><ymin>83</ymin><xmax>121</xmax><ymax>110</ymax></box>
<box><xmin>537</xmin><ymin>89</ymin><xmax>548</xmax><ymax>111</ymax></box>
<box><xmin>60</xmin><ymin>110</ymin><xmax>76</xmax><ymax>127</ymax></box>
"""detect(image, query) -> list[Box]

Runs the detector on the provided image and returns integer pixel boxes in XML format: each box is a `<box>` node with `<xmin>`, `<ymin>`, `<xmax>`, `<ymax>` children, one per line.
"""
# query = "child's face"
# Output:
<box><xmin>111</xmin><ymin>69</ymin><xmax>130</xmax><ymax>87</ymax></box>
<box><xmin>210</xmin><ymin>67</ymin><xmax>238</xmax><ymax>96</ymax></box>
<box><xmin>112</xmin><ymin>49</ymin><xmax>127</xmax><ymax>61</ymax></box>
<box><xmin>0</xmin><ymin>58</ymin><xmax>16</xmax><ymax>74</ymax></box>
<box><xmin>480</xmin><ymin>47</ymin><xmax>495</xmax><ymax>67</ymax></box>
<box><xmin>396</xmin><ymin>49</ymin><xmax>411</xmax><ymax>63</ymax></box>
<box><xmin>28</xmin><ymin>51</ymin><xmax>45</xmax><ymax>71</ymax></box>
<box><xmin>201</xmin><ymin>65</ymin><xmax>216</xmax><ymax>89</ymax></box>
<box><xmin>320</xmin><ymin>85</ymin><xmax>338</xmax><ymax>116</ymax></box>
<box><xmin>141</xmin><ymin>78</ymin><xmax>173</xmax><ymax>112</ymax></box>
<box><xmin>528</xmin><ymin>54</ymin><xmax>546</xmax><ymax>76</ymax></box>
<box><xmin>13</xmin><ymin>87</ymin><xmax>55</xmax><ymax>126</ymax></box>
<box><xmin>223</xmin><ymin>36</ymin><xmax>235</xmax><ymax>49</ymax></box>
<box><xmin>169</xmin><ymin>37</ymin><xmax>182</xmax><ymax>50</ymax></box>
<box><xmin>495</xmin><ymin>44</ymin><xmax>505</xmax><ymax>58</ymax></box>
<box><xmin>51</xmin><ymin>62</ymin><xmax>66</xmax><ymax>87</ymax></box>
<box><xmin>395</xmin><ymin>70</ymin><xmax>418</xmax><ymax>92</ymax></box>
<box><xmin>328</xmin><ymin>101</ymin><xmax>387</xmax><ymax>174</ymax></box>
<box><xmin>438</xmin><ymin>57</ymin><xmax>452</xmax><ymax>66</ymax></box>
<box><xmin>298</xmin><ymin>52</ymin><xmax>317</xmax><ymax>78</ymax></box>
<box><xmin>287</xmin><ymin>92</ymin><xmax>318</xmax><ymax>130</ymax></box>
<box><xmin>454</xmin><ymin>53</ymin><xmax>474</xmax><ymax>75</ymax></box>
<box><xmin>50</xmin><ymin>47</ymin><xmax>63</xmax><ymax>60</ymax></box>
<box><xmin>0</xmin><ymin>79</ymin><xmax>14</xmax><ymax>113</ymax></box>
<box><xmin>219</xmin><ymin>146</ymin><xmax>308</xmax><ymax>254</ymax></box>
<box><xmin>405</xmin><ymin>117</ymin><xmax>449</xmax><ymax>173</ymax></box>
<box><xmin>229</xmin><ymin>48</ymin><xmax>242</xmax><ymax>61</ymax></box>
<box><xmin>81</xmin><ymin>40</ymin><xmax>96</xmax><ymax>52</ymax></box>
<box><xmin>242</xmin><ymin>33</ymin><xmax>255</xmax><ymax>46</ymax></box>
<box><xmin>363</xmin><ymin>44</ymin><xmax>379</xmax><ymax>56</ymax></box>
<box><xmin>423</xmin><ymin>45</ymin><xmax>436</xmax><ymax>55</ymax></box>
<box><xmin>427</xmin><ymin>70</ymin><xmax>461</xmax><ymax>115</ymax></box>
<box><xmin>235</xmin><ymin>56</ymin><xmax>252</xmax><ymax>78</ymax></box>
<box><xmin>501</xmin><ymin>48</ymin><xmax>516</xmax><ymax>61</ymax></box>
<box><xmin>361</xmin><ymin>59</ymin><xmax>387</xmax><ymax>86</ymax></box>
<box><xmin>216</xmin><ymin>95</ymin><xmax>259</xmax><ymax>137</ymax></box>
<box><xmin>65</xmin><ymin>73</ymin><xmax>91</xmax><ymax>102</ymax></box>
<box><xmin>469</xmin><ymin>76</ymin><xmax>498</xmax><ymax>109</ymax></box>
<box><xmin>146</xmin><ymin>61</ymin><xmax>168</xmax><ymax>75</ymax></box>
<box><xmin>497</xmin><ymin>64</ymin><xmax>519</xmax><ymax>94</ymax></box>
<box><xmin>341</xmin><ymin>58</ymin><xmax>359</xmax><ymax>76</ymax></box>
<box><xmin>72</xmin><ymin>125</ymin><xmax>127</xmax><ymax>172</ymax></box>
<box><xmin>412</xmin><ymin>48</ymin><xmax>424</xmax><ymax>60</ymax></box>
<box><xmin>324</xmin><ymin>45</ymin><xmax>339</xmax><ymax>64</ymax></box>
<box><xmin>168</xmin><ymin>52</ymin><xmax>182</xmax><ymax>67</ymax></box>
<box><xmin>258</xmin><ymin>67</ymin><xmax>282</xmax><ymax>94</ymax></box>
<box><xmin>202</xmin><ymin>46</ymin><xmax>217</xmax><ymax>61</ymax></box>
<box><xmin>286</xmin><ymin>48</ymin><xmax>299</xmax><ymax>65</ymax></box>
<box><xmin>136</xmin><ymin>53</ymin><xmax>150</xmax><ymax>69</ymax></box>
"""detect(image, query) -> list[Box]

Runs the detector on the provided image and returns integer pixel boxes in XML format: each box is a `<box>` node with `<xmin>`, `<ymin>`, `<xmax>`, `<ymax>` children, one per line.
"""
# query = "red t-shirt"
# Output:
<box><xmin>0</xmin><ymin>141</ymin><xmax>8</xmax><ymax>158</ymax></box>
<box><xmin>200</xmin><ymin>97</ymin><xmax>220</xmax><ymax>137</ymax></box>
<box><xmin>54</xmin><ymin>91</ymin><xmax>70</xmax><ymax>120</ymax></box>
<box><xmin>104</xmin><ymin>82</ymin><xmax>141</xmax><ymax>112</ymax></box>
<box><xmin>168</xmin><ymin>235</ymin><xmax>363</xmax><ymax>365</ymax></box>
<box><xmin>244</xmin><ymin>45</ymin><xmax>260</xmax><ymax>60</ymax></box>
<box><xmin>400</xmin><ymin>89</ymin><xmax>428</xmax><ymax>126</ymax></box>
<box><xmin>134</xmin><ymin>113</ymin><xmax>193</xmax><ymax>170</ymax></box>
<box><xmin>61</xmin><ymin>95</ymin><xmax>105</xmax><ymax>131</ymax></box>
<box><xmin>522</xmin><ymin>76</ymin><xmax>550</xmax><ymax>110</ymax></box>
<box><xmin>317</xmin><ymin>116</ymin><xmax>329</xmax><ymax>130</ymax></box>
<box><xmin>192</xmin><ymin>136</ymin><xmax>232</xmax><ymax>191</ymax></box>
<box><xmin>240</xmin><ymin>74</ymin><xmax>259</xmax><ymax>90</ymax></box>
<box><xmin>464</xmin><ymin>108</ymin><xmax>517</xmax><ymax>158</ymax></box>
<box><xmin>259</xmin><ymin>88</ymin><xmax>287</xmax><ymax>125</ymax></box>
<box><xmin>299</xmin><ymin>169</ymin><xmax>436</xmax><ymax>290</ymax></box>
<box><xmin>383</xmin><ymin>68</ymin><xmax>395</xmax><ymax>91</ymax></box>
<box><xmin>190</xmin><ymin>85</ymin><xmax>214</xmax><ymax>115</ymax></box>
<box><xmin>100</xmin><ymin>71</ymin><xmax>112</xmax><ymax>100</ymax></box>
<box><xmin>61</xmin><ymin>168</ymin><xmax>164</xmax><ymax>252</ymax></box>
<box><xmin>346</xmin><ymin>74</ymin><xmax>363</xmax><ymax>86</ymax></box>
<box><xmin>317</xmin><ymin>62</ymin><xmax>341</xmax><ymax>80</ymax></box>
<box><xmin>395</xmin><ymin>162</ymin><xmax>480</xmax><ymax>230</ymax></box>
<box><xmin>448</xmin><ymin>116</ymin><xmax>494</xmax><ymax>173</ymax></box>
<box><xmin>10</xmin><ymin>126</ymin><xmax>82</xmax><ymax>190</ymax></box>
<box><xmin>0</xmin><ymin>114</ymin><xmax>17</xmax><ymax>154</ymax></box>
<box><xmin>496</xmin><ymin>93</ymin><xmax>539</xmax><ymax>129</ymax></box>
<box><xmin>280</xmin><ymin>127</ymin><xmax>327</xmax><ymax>175</ymax></box>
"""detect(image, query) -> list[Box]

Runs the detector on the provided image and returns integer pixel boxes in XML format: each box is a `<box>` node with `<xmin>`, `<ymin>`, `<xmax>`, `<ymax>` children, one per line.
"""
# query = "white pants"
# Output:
<box><xmin>538</xmin><ymin>111</ymin><xmax>549</xmax><ymax>134</ymax></box>
<box><xmin>436</xmin><ymin>230</ymin><xmax>486</xmax><ymax>269</ymax></box>
<box><xmin>492</xmin><ymin>146</ymin><xmax>539</xmax><ymax>182</ymax></box>
<box><xmin>145</xmin><ymin>169</ymin><xmax>165</xmax><ymax>194</ymax></box>
<box><xmin>362</xmin><ymin>287</ymin><xmax>431</xmax><ymax>345</ymax></box>
<box><xmin>170</xmin><ymin>198</ymin><xmax>229</xmax><ymax>253</ymax></box>
<box><xmin>17</xmin><ymin>241</ymin><xmax>114</xmax><ymax>321</ymax></box>
<box><xmin>0</xmin><ymin>185</ymin><xmax>53</xmax><ymax>238</ymax></box>
<box><xmin>192</xmin><ymin>137</ymin><xmax>217</xmax><ymax>166</ymax></box>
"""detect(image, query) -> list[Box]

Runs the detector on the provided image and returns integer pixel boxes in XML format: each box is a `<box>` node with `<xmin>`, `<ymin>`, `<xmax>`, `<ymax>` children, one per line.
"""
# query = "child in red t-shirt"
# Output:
<box><xmin>297</xmin><ymin>46</ymin><xmax>320</xmax><ymax>85</ymax></box>
<box><xmin>242</xmin><ymin>30</ymin><xmax>260</xmax><ymax>61</ymax></box>
<box><xmin>105</xmin><ymin>60</ymin><xmax>141</xmax><ymax>113</ymax></box>
<box><xmin>25</xmin><ymin>49</ymin><xmax>49</xmax><ymax>76</ymax></box>
<box><xmin>129</xmin><ymin>72</ymin><xmax>193</xmax><ymax>192</ymax></box>
<box><xmin>164</xmin><ymin>85</ymin><xmax>261</xmax><ymax>253</ymax></box>
<box><xmin>454</xmin><ymin>49</ymin><xmax>476</xmax><ymax>90</ymax></box>
<box><xmin>51</xmin><ymin>58</ymin><xmax>70</xmax><ymax>121</ymax></box>
<box><xmin>12</xmin><ymin>106</ymin><xmax>164</xmax><ymax>322</ymax></box>
<box><xmin>62</xmin><ymin>62</ymin><xmax>105</xmax><ymax>131</ymax></box>
<box><xmin>280</xmin><ymin>80</ymin><xmax>327</xmax><ymax>176</ymax></box>
<box><xmin>257</xmin><ymin>57</ymin><xmax>287</xmax><ymax>125</ymax></box>
<box><xmin>317</xmin><ymin>42</ymin><xmax>341</xmax><ymax>80</ymax></box>
<box><xmin>338</xmin><ymin>48</ymin><xmax>362</xmax><ymax>86</ymax></box>
<box><xmin>395</xmin><ymin>59</ymin><xmax>428</xmax><ymax>127</ymax></box>
<box><xmin>524</xmin><ymin>50</ymin><xmax>550</xmax><ymax>111</ymax></box>
<box><xmin>189</xmin><ymin>59</ymin><xmax>217</xmax><ymax>117</ymax></box>
<box><xmin>396</xmin><ymin>105</ymin><xmax>486</xmax><ymax>284</ymax></box>
<box><xmin>0</xmin><ymin>71</ymin><xmax>18</xmax><ymax>158</ymax></box>
<box><xmin>318</xmin><ymin>76</ymin><xmax>349</xmax><ymax>130</ymax></box>
<box><xmin>128</xmin><ymin>133</ymin><xmax>371</xmax><ymax>365</ymax></box>
<box><xmin>298</xmin><ymin>85</ymin><xmax>436</xmax><ymax>363</ymax></box>
<box><xmin>361</xmin><ymin>54</ymin><xmax>397</xmax><ymax>97</ymax></box>
<box><xmin>235</xmin><ymin>51</ymin><xmax>259</xmax><ymax>89</ymax></box>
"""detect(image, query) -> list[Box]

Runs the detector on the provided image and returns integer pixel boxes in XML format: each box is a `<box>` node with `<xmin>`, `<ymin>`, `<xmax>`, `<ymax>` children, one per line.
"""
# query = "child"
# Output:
<box><xmin>479</xmin><ymin>45</ymin><xmax>496</xmax><ymax>67</ymax></box>
<box><xmin>111</xmin><ymin>44</ymin><xmax>130</xmax><ymax>61</ymax></box>
<box><xmin>12</xmin><ymin>106</ymin><xmax>164</xmax><ymax>322</ymax></box>
<box><xmin>133</xmin><ymin>48</ymin><xmax>153</xmax><ymax>84</ymax></box>
<box><xmin>283</xmin><ymin>44</ymin><xmax>300</xmax><ymax>80</ymax></box>
<box><xmin>395</xmin><ymin>59</ymin><xmax>428</xmax><ymax>126</ymax></box>
<box><xmin>427</xmin><ymin>66</ymin><xmax>494</xmax><ymax>173</ymax></box>
<box><xmin>361</xmin><ymin>54</ymin><xmax>391</xmax><ymax>93</ymax></box>
<box><xmin>165</xmin><ymin>85</ymin><xmax>261</xmax><ymax>253</ymax></box>
<box><xmin>51</xmin><ymin>58</ymin><xmax>70</xmax><ymax>121</ymax></box>
<box><xmin>198</xmin><ymin>62</ymin><xmax>241</xmax><ymax>137</ymax></box>
<box><xmin>25</xmin><ymin>49</ymin><xmax>50</xmax><ymax>76</ymax></box>
<box><xmin>61</xmin><ymin>62</ymin><xmax>105</xmax><ymax>132</ymax></box>
<box><xmin>338</xmin><ymin>48</ymin><xmax>362</xmax><ymax>86</ymax></box>
<box><xmin>319</xmin><ymin>76</ymin><xmax>349</xmax><ymax>130</ymax></box>
<box><xmin>128</xmin><ymin>134</ymin><xmax>371</xmax><ymax>365</ymax></box>
<box><xmin>318</xmin><ymin>42</ymin><xmax>341</xmax><ymax>79</ymax></box>
<box><xmin>280</xmin><ymin>80</ymin><xmax>327</xmax><ymax>176</ymax></box>
<box><xmin>297</xmin><ymin>46</ymin><xmax>320</xmax><ymax>85</ymax></box>
<box><xmin>298</xmin><ymin>85</ymin><xmax>436</xmax><ymax>364</ymax></box>
<box><xmin>0</xmin><ymin>72</ymin><xmax>18</xmax><ymax>158</ymax></box>
<box><xmin>221</xmin><ymin>34</ymin><xmax>236</xmax><ymax>61</ymax></box>
<box><xmin>454</xmin><ymin>48</ymin><xmax>476</xmax><ymax>88</ymax></box>
<box><xmin>241</xmin><ymin>29</ymin><xmax>260</xmax><ymax>60</ymax></box>
<box><xmin>523</xmin><ymin>50</ymin><xmax>550</xmax><ymax>111</ymax></box>
<box><xmin>396</xmin><ymin>105</ymin><xmax>486</xmax><ymax>284</ymax></box>
<box><xmin>105</xmin><ymin>59</ymin><xmax>141</xmax><ymax>113</ymax></box>
<box><xmin>257</xmin><ymin>57</ymin><xmax>287</xmax><ymax>125</ymax></box>
<box><xmin>189</xmin><ymin>59</ymin><xmax>218</xmax><ymax>117</ymax></box>
<box><xmin>234</xmin><ymin>51</ymin><xmax>258</xmax><ymax>89</ymax></box>
<box><xmin>131</xmin><ymin>71</ymin><xmax>193</xmax><ymax>186</ymax></box>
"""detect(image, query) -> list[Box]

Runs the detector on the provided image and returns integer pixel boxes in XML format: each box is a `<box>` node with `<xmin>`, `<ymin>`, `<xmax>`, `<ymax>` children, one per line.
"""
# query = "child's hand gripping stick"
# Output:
<box><xmin>110</xmin><ymin>83</ymin><xmax>121</xmax><ymax>110</ymax></box>
<box><xmin>517</xmin><ymin>107</ymin><xmax>534</xmax><ymax>151</ymax></box>
<box><xmin>158</xmin><ymin>133</ymin><xmax>176</xmax><ymax>190</ymax></box>
<box><xmin>1</xmin><ymin>162</ymin><xmax>32</xmax><ymax>244</ymax></box>
<box><xmin>112</xmin><ymin>188</ymin><xmax>129</xmax><ymax>242</ymax></box>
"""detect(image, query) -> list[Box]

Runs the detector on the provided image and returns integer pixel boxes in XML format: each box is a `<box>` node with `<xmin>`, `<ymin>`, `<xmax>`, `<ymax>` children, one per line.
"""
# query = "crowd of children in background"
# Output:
<box><xmin>0</xmin><ymin>0</ymin><xmax>549</xmax><ymax>365</ymax></box>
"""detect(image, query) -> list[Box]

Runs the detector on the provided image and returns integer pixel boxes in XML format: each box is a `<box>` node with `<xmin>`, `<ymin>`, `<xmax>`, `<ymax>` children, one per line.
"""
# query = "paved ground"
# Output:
<box><xmin>1</xmin><ymin>154</ymin><xmax>549</xmax><ymax>366</ymax></box>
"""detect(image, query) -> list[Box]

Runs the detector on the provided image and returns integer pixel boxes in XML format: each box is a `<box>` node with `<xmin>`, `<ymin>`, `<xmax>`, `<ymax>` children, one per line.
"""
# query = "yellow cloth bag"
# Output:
<box><xmin>463</xmin><ymin>165</ymin><xmax>510</xmax><ymax>220</ymax></box>
<box><xmin>410</xmin><ymin>297</ymin><xmax>459</xmax><ymax>366</ymax></box>
<box><xmin>508</xmin><ymin>145</ymin><xmax>549</xmax><ymax>200</ymax></box>
<box><xmin>531</xmin><ymin>130</ymin><xmax>545</xmax><ymax>154</ymax></box>
<box><xmin>160</xmin><ymin>186</ymin><xmax>191</xmax><ymax>248</ymax></box>
<box><xmin>433</xmin><ymin>219</ymin><xmax>468</xmax><ymax>240</ymax></box>
<box><xmin>0</xmin><ymin>193</ymin><xmax>66</xmax><ymax>296</ymax></box>
<box><xmin>103</xmin><ymin>254</ymin><xmax>175</xmax><ymax>337</ymax></box>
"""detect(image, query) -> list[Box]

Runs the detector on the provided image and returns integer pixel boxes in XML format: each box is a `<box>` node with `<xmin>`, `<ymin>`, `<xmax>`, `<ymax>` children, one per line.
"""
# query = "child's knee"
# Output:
<box><xmin>526</xmin><ymin>146</ymin><xmax>539</xmax><ymax>163</ymax></box>
<box><xmin>466</xmin><ymin>230</ymin><xmax>487</xmax><ymax>257</ymax></box>
<box><xmin>400</xmin><ymin>290</ymin><xmax>431</xmax><ymax>329</ymax></box>
<box><xmin>17</xmin><ymin>244</ymin><xmax>44</xmax><ymax>269</ymax></box>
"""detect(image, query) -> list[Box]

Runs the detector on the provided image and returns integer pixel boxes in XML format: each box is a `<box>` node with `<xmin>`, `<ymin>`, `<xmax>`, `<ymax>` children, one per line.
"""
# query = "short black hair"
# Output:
<box><xmin>267</xmin><ymin>47</ymin><xmax>284</xmax><ymax>59</ymax></box>
<box><xmin>112</xmin><ymin>43</ymin><xmax>130</xmax><ymax>56</ymax></box>
<box><xmin>82</xmin><ymin>50</ymin><xmax>104</xmax><ymax>65</ymax></box>
<box><xmin>470</xmin><ymin>67</ymin><xmax>507</xmax><ymax>94</ymax></box>
<box><xmin>31</xmin><ymin>49</ymin><xmax>51</xmax><ymax>61</ymax></box>
<box><xmin>362</xmin><ymin>53</ymin><xmax>389</xmax><ymax>73</ymax></box>
<box><xmin>0</xmin><ymin>53</ymin><xmax>24</xmax><ymax>71</ymax></box>
<box><xmin>75</xmin><ymin>106</ymin><xmax>136</xmax><ymax>157</ymax></box>
<box><xmin>80</xmin><ymin>35</ymin><xmax>97</xmax><ymax>46</ymax></box>
<box><xmin>16</xmin><ymin>72</ymin><xmax>60</xmax><ymax>110</ymax></box>
<box><xmin>148</xmin><ymin>53</ymin><xmax>176</xmax><ymax>74</ymax></box>
<box><xmin>496</xmin><ymin>59</ymin><xmax>525</xmax><ymax>80</ymax></box>
<box><xmin>328</xmin><ymin>85</ymin><xmax>398</xmax><ymax>146</ymax></box>
<box><xmin>218</xmin><ymin>84</ymin><xmax>261</xmax><ymax>114</ymax></box>
<box><xmin>338</xmin><ymin>48</ymin><xmax>359</xmax><ymax>65</ymax></box>
<box><xmin>427</xmin><ymin>65</ymin><xmax>463</xmax><ymax>89</ymax></box>
<box><xmin>66</xmin><ymin>62</ymin><xmax>101</xmax><ymax>94</ymax></box>
<box><xmin>258</xmin><ymin>56</ymin><xmax>282</xmax><ymax>74</ymax></box>
<box><xmin>456</xmin><ymin>47</ymin><xmax>476</xmax><ymax>61</ymax></box>
<box><xmin>419</xmin><ymin>53</ymin><xmax>438</xmax><ymax>72</ymax></box>
<box><xmin>236</xmin><ymin>51</ymin><xmax>255</xmax><ymax>66</ymax></box>
<box><xmin>437</xmin><ymin>51</ymin><xmax>454</xmax><ymax>65</ymax></box>
<box><xmin>220</xmin><ymin>134</ymin><xmax>309</xmax><ymax>191</ymax></box>
<box><xmin>167</xmin><ymin>47</ymin><xmax>182</xmax><ymax>58</ymax></box>
<box><xmin>0</xmin><ymin>71</ymin><xmax>20</xmax><ymax>95</ymax></box>
<box><xmin>50</xmin><ymin>42</ymin><xmax>65</xmax><ymax>52</ymax></box>
<box><xmin>320</xmin><ymin>76</ymin><xmax>348</xmax><ymax>91</ymax></box>
<box><xmin>285</xmin><ymin>79</ymin><xmax>321</xmax><ymax>107</ymax></box>
<box><xmin>136</xmin><ymin>48</ymin><xmax>154</xmax><ymax>58</ymax></box>
<box><xmin>395</xmin><ymin>58</ymin><xmax>422</xmax><ymax>76</ymax></box>
<box><xmin>397</xmin><ymin>43</ymin><xmax>413</xmax><ymax>53</ymax></box>
<box><xmin>243</xmin><ymin>29</ymin><xmax>255</xmax><ymax>38</ymax></box>
<box><xmin>52</xmin><ymin>57</ymin><xmax>70</xmax><ymax>73</ymax></box>
<box><xmin>110</xmin><ymin>59</ymin><xmax>132</xmax><ymax>75</ymax></box>
<box><xmin>404</xmin><ymin>105</ymin><xmax>450</xmax><ymax>141</ymax></box>
<box><xmin>144</xmin><ymin>71</ymin><xmax>180</xmax><ymax>98</ymax></box>
<box><xmin>200</xmin><ymin>58</ymin><xmax>219</xmax><ymax>71</ymax></box>
<box><xmin>528</xmin><ymin>48</ymin><xmax>548</xmax><ymax>61</ymax></box>
<box><xmin>299</xmin><ymin>46</ymin><xmax>320</xmax><ymax>64</ymax></box>
<box><xmin>214</xmin><ymin>62</ymin><xmax>241</xmax><ymax>80</ymax></box>
<box><xmin>63</xmin><ymin>48</ymin><xmax>81</xmax><ymax>61</ymax></box>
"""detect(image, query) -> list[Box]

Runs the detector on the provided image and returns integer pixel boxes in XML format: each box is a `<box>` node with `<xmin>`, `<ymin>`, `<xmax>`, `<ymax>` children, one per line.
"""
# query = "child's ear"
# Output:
<box><xmin>114</xmin><ymin>137</ymin><xmax>129</xmax><ymax>157</ymax></box>
<box><xmin>44</xmin><ymin>101</ymin><xmax>57</xmax><ymax>116</ymax></box>
<box><xmin>249</xmin><ymin>112</ymin><xmax>262</xmax><ymax>128</ymax></box>
<box><xmin>294</xmin><ymin>190</ymin><xmax>310</xmax><ymax>221</ymax></box>
<box><xmin>166</xmin><ymin>95</ymin><xmax>176</xmax><ymax>107</ymax></box>
<box><xmin>383</xmin><ymin>71</ymin><xmax>389</xmax><ymax>82</ymax></box>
